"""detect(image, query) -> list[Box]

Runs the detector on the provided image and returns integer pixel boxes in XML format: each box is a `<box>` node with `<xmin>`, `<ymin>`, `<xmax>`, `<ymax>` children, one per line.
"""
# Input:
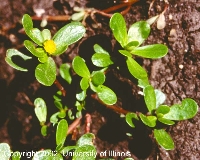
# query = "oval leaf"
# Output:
<box><xmin>5</xmin><ymin>49</ymin><xmax>32</xmax><ymax>71</ymax></box>
<box><xmin>92</xmin><ymin>53</ymin><xmax>113</xmax><ymax>67</ymax></box>
<box><xmin>34</xmin><ymin>98</ymin><xmax>47</xmax><ymax>123</ymax></box>
<box><xmin>144</xmin><ymin>85</ymin><xmax>156</xmax><ymax>113</ymax></box>
<box><xmin>126</xmin><ymin>57</ymin><xmax>148</xmax><ymax>80</ymax></box>
<box><xmin>125</xmin><ymin>112</ymin><xmax>139</xmax><ymax>128</ymax></box>
<box><xmin>139</xmin><ymin>113</ymin><xmax>157</xmax><ymax>127</ymax></box>
<box><xmin>42</xmin><ymin>29</ymin><xmax>51</xmax><ymax>41</ymax></box>
<box><xmin>12</xmin><ymin>151</ymin><xmax>21</xmax><ymax>160</ymax></box>
<box><xmin>91</xmin><ymin>71</ymin><xmax>105</xmax><ymax>86</ymax></box>
<box><xmin>35</xmin><ymin>57</ymin><xmax>56</xmax><ymax>86</ymax></box>
<box><xmin>80</xmin><ymin>77</ymin><xmax>89</xmax><ymax>90</ymax></box>
<box><xmin>131</xmin><ymin>44</ymin><xmax>168</xmax><ymax>59</ymax></box>
<box><xmin>73</xmin><ymin>145</ymin><xmax>96</xmax><ymax>160</ymax></box>
<box><xmin>41</xmin><ymin>125</ymin><xmax>48</xmax><ymax>136</ymax></box>
<box><xmin>119</xmin><ymin>50</ymin><xmax>132</xmax><ymax>57</ymax></box>
<box><xmin>163</xmin><ymin>98</ymin><xmax>198</xmax><ymax>120</ymax></box>
<box><xmin>154</xmin><ymin>129</ymin><xmax>174</xmax><ymax>150</ymax></box>
<box><xmin>93</xmin><ymin>44</ymin><xmax>109</xmax><ymax>54</ymax></box>
<box><xmin>0</xmin><ymin>143</ymin><xmax>11</xmax><ymax>160</ymax></box>
<box><xmin>128</xmin><ymin>21</ymin><xmax>150</xmax><ymax>46</ymax></box>
<box><xmin>155</xmin><ymin>89</ymin><xmax>166</xmax><ymax>108</ymax></box>
<box><xmin>56</xmin><ymin>119</ymin><xmax>68</xmax><ymax>146</ymax></box>
<box><xmin>60</xmin><ymin>63</ymin><xmax>72</xmax><ymax>84</ymax></box>
<box><xmin>22</xmin><ymin>14</ymin><xmax>33</xmax><ymax>34</ymax></box>
<box><xmin>156</xmin><ymin>105</ymin><xmax>170</xmax><ymax>115</ymax></box>
<box><xmin>96</xmin><ymin>85</ymin><xmax>117</xmax><ymax>105</ymax></box>
<box><xmin>109</xmin><ymin>13</ymin><xmax>127</xmax><ymax>47</ymax></box>
<box><xmin>158</xmin><ymin>118</ymin><xmax>175</xmax><ymax>125</ymax></box>
<box><xmin>28</xmin><ymin>28</ymin><xmax>44</xmax><ymax>46</ymax></box>
<box><xmin>53</xmin><ymin>22</ymin><xmax>85</xmax><ymax>55</ymax></box>
<box><xmin>76</xmin><ymin>90</ymin><xmax>86</xmax><ymax>101</ymax></box>
<box><xmin>77</xmin><ymin>133</ymin><xmax>95</xmax><ymax>147</ymax></box>
<box><xmin>72</xmin><ymin>56</ymin><xmax>90</xmax><ymax>78</ymax></box>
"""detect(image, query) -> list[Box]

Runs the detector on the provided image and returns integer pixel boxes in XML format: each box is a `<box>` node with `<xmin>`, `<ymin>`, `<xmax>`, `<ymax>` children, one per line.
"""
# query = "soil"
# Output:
<box><xmin>0</xmin><ymin>0</ymin><xmax>200</xmax><ymax>160</ymax></box>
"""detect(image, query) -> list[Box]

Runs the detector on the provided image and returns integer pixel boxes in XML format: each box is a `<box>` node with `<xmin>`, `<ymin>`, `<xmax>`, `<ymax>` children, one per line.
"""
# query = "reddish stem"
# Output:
<box><xmin>31</xmin><ymin>15</ymin><xmax>70</xmax><ymax>21</ymax></box>
<box><xmin>54</xmin><ymin>79</ymin><xmax>66</xmax><ymax>97</ymax></box>
<box><xmin>85</xmin><ymin>113</ymin><xmax>92</xmax><ymax>133</ymax></box>
<box><xmin>67</xmin><ymin>116</ymin><xmax>82</xmax><ymax>135</ymax></box>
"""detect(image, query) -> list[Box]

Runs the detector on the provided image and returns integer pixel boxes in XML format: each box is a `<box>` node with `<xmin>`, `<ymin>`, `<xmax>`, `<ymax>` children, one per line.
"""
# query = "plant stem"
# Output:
<box><xmin>67</xmin><ymin>116</ymin><xmax>82</xmax><ymax>135</ymax></box>
<box><xmin>54</xmin><ymin>79</ymin><xmax>66</xmax><ymax>96</ymax></box>
<box><xmin>91</xmin><ymin>94</ymin><xmax>129</xmax><ymax>115</ymax></box>
<box><xmin>85</xmin><ymin>113</ymin><xmax>92</xmax><ymax>133</ymax></box>
<box><xmin>31</xmin><ymin>15</ymin><xmax>70</xmax><ymax>21</ymax></box>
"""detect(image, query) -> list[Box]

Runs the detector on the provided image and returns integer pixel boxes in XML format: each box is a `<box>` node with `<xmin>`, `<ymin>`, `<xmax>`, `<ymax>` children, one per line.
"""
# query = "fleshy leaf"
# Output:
<box><xmin>93</xmin><ymin>44</ymin><xmax>109</xmax><ymax>54</ymax></box>
<box><xmin>5</xmin><ymin>49</ymin><xmax>32</xmax><ymax>71</ymax></box>
<box><xmin>158</xmin><ymin>118</ymin><xmax>175</xmax><ymax>125</ymax></box>
<box><xmin>155</xmin><ymin>89</ymin><xmax>166</xmax><ymax>108</ymax></box>
<box><xmin>0</xmin><ymin>143</ymin><xmax>11</xmax><ymax>160</ymax></box>
<box><xmin>156</xmin><ymin>105</ymin><xmax>170</xmax><ymax>115</ymax></box>
<box><xmin>96</xmin><ymin>85</ymin><xmax>117</xmax><ymax>105</ymax></box>
<box><xmin>53</xmin><ymin>22</ymin><xmax>85</xmax><ymax>55</ymax></box>
<box><xmin>38</xmin><ymin>54</ymin><xmax>48</xmax><ymax>63</ymax></box>
<box><xmin>50</xmin><ymin>112</ymin><xmax>59</xmax><ymax>125</ymax></box>
<box><xmin>12</xmin><ymin>151</ymin><xmax>21</xmax><ymax>160</ymax></box>
<box><xmin>56</xmin><ymin>119</ymin><xmax>68</xmax><ymax>146</ymax></box>
<box><xmin>138</xmin><ymin>78</ymin><xmax>150</xmax><ymax>88</ymax></box>
<box><xmin>163</xmin><ymin>98</ymin><xmax>198</xmax><ymax>120</ymax></box>
<box><xmin>71</xmin><ymin>11</ymin><xmax>85</xmax><ymax>21</ymax></box>
<box><xmin>34</xmin><ymin>98</ymin><xmax>47</xmax><ymax>123</ymax></box>
<box><xmin>131</xmin><ymin>44</ymin><xmax>168</xmax><ymax>59</ymax></box>
<box><xmin>144</xmin><ymin>85</ymin><xmax>156</xmax><ymax>113</ymax></box>
<box><xmin>128</xmin><ymin>21</ymin><xmax>150</xmax><ymax>46</ymax></box>
<box><xmin>35</xmin><ymin>57</ymin><xmax>56</xmax><ymax>86</ymax></box>
<box><xmin>119</xmin><ymin>50</ymin><xmax>132</xmax><ymax>57</ymax></box>
<box><xmin>80</xmin><ymin>77</ymin><xmax>89</xmax><ymax>90</ymax></box>
<box><xmin>24</xmin><ymin>40</ymin><xmax>46</xmax><ymax>57</ymax></box>
<box><xmin>109</xmin><ymin>13</ymin><xmax>127</xmax><ymax>47</ymax></box>
<box><xmin>42</xmin><ymin>29</ymin><xmax>51</xmax><ymax>41</ymax></box>
<box><xmin>91</xmin><ymin>71</ymin><xmax>105</xmax><ymax>86</ymax></box>
<box><xmin>41</xmin><ymin>125</ymin><xmax>48</xmax><ymax>136</ymax></box>
<box><xmin>126</xmin><ymin>57</ymin><xmax>148</xmax><ymax>80</ymax></box>
<box><xmin>139</xmin><ymin>113</ymin><xmax>157</xmax><ymax>127</ymax></box>
<box><xmin>76</xmin><ymin>90</ymin><xmax>86</xmax><ymax>101</ymax></box>
<box><xmin>154</xmin><ymin>129</ymin><xmax>174</xmax><ymax>150</ymax></box>
<box><xmin>22</xmin><ymin>14</ymin><xmax>33</xmax><ymax>33</ymax></box>
<box><xmin>73</xmin><ymin>145</ymin><xmax>96</xmax><ymax>160</ymax></box>
<box><xmin>77</xmin><ymin>133</ymin><xmax>95</xmax><ymax>147</ymax></box>
<box><xmin>72</xmin><ymin>56</ymin><xmax>90</xmax><ymax>78</ymax></box>
<box><xmin>60</xmin><ymin>63</ymin><xmax>72</xmax><ymax>84</ymax></box>
<box><xmin>125</xmin><ymin>41</ymin><xmax>139</xmax><ymax>51</ymax></box>
<box><xmin>92</xmin><ymin>53</ymin><xmax>113</xmax><ymax>67</ymax></box>
<box><xmin>125</xmin><ymin>112</ymin><xmax>139</xmax><ymax>128</ymax></box>
<box><xmin>28</xmin><ymin>28</ymin><xmax>44</xmax><ymax>46</ymax></box>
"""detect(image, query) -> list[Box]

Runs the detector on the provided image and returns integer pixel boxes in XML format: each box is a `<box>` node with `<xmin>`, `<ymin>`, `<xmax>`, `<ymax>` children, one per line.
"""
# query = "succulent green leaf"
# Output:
<box><xmin>24</xmin><ymin>40</ymin><xmax>46</xmax><ymax>57</ymax></box>
<box><xmin>12</xmin><ymin>151</ymin><xmax>21</xmax><ymax>160</ymax></box>
<box><xmin>131</xmin><ymin>44</ymin><xmax>168</xmax><ymax>59</ymax></box>
<box><xmin>34</xmin><ymin>98</ymin><xmax>47</xmax><ymax>123</ymax></box>
<box><xmin>80</xmin><ymin>77</ymin><xmax>90</xmax><ymax>90</ymax></box>
<box><xmin>56</xmin><ymin>119</ymin><xmax>68</xmax><ymax>146</ymax></box>
<box><xmin>128</xmin><ymin>21</ymin><xmax>150</xmax><ymax>46</ymax></box>
<box><xmin>58</xmin><ymin>111</ymin><xmax>66</xmax><ymax>118</ymax></box>
<box><xmin>0</xmin><ymin>143</ymin><xmax>11</xmax><ymax>160</ymax></box>
<box><xmin>53</xmin><ymin>22</ymin><xmax>85</xmax><ymax>55</ymax></box>
<box><xmin>144</xmin><ymin>85</ymin><xmax>156</xmax><ymax>113</ymax></box>
<box><xmin>60</xmin><ymin>63</ymin><xmax>72</xmax><ymax>84</ymax></box>
<box><xmin>125</xmin><ymin>112</ymin><xmax>139</xmax><ymax>128</ymax></box>
<box><xmin>138</xmin><ymin>78</ymin><xmax>150</xmax><ymax>88</ymax></box>
<box><xmin>22</xmin><ymin>14</ymin><xmax>33</xmax><ymax>33</ymax></box>
<box><xmin>28</xmin><ymin>28</ymin><xmax>44</xmax><ymax>46</ymax></box>
<box><xmin>33</xmin><ymin>150</ymin><xmax>63</xmax><ymax>160</ymax></box>
<box><xmin>41</xmin><ymin>125</ymin><xmax>48</xmax><ymax>136</ymax></box>
<box><xmin>119</xmin><ymin>50</ymin><xmax>132</xmax><ymax>57</ymax></box>
<box><xmin>158</xmin><ymin>118</ymin><xmax>175</xmax><ymax>125</ymax></box>
<box><xmin>109</xmin><ymin>13</ymin><xmax>127</xmax><ymax>47</ymax></box>
<box><xmin>155</xmin><ymin>89</ymin><xmax>166</xmax><ymax>108</ymax></box>
<box><xmin>92</xmin><ymin>53</ymin><xmax>113</xmax><ymax>67</ymax></box>
<box><xmin>35</xmin><ymin>57</ymin><xmax>56</xmax><ymax>86</ymax></box>
<box><xmin>125</xmin><ymin>41</ymin><xmax>139</xmax><ymax>51</ymax></box>
<box><xmin>60</xmin><ymin>146</ymin><xmax>77</xmax><ymax>155</ymax></box>
<box><xmin>163</xmin><ymin>98</ymin><xmax>198</xmax><ymax>120</ymax></box>
<box><xmin>77</xmin><ymin>133</ymin><xmax>95</xmax><ymax>147</ymax></box>
<box><xmin>38</xmin><ymin>54</ymin><xmax>48</xmax><ymax>63</ymax></box>
<box><xmin>93</xmin><ymin>44</ymin><xmax>109</xmax><ymax>54</ymax></box>
<box><xmin>156</xmin><ymin>105</ymin><xmax>170</xmax><ymax>115</ymax></box>
<box><xmin>154</xmin><ymin>129</ymin><xmax>174</xmax><ymax>150</ymax></box>
<box><xmin>42</xmin><ymin>29</ymin><xmax>51</xmax><ymax>41</ymax></box>
<box><xmin>76</xmin><ymin>90</ymin><xmax>86</xmax><ymax>101</ymax></box>
<box><xmin>54</xmin><ymin>101</ymin><xmax>63</xmax><ymax>110</ymax></box>
<box><xmin>91</xmin><ymin>71</ymin><xmax>105</xmax><ymax>86</ymax></box>
<box><xmin>72</xmin><ymin>56</ymin><xmax>90</xmax><ymax>78</ymax></box>
<box><xmin>126</xmin><ymin>57</ymin><xmax>148</xmax><ymax>80</ymax></box>
<box><xmin>73</xmin><ymin>145</ymin><xmax>96</xmax><ymax>160</ymax></box>
<box><xmin>96</xmin><ymin>85</ymin><xmax>117</xmax><ymax>105</ymax></box>
<box><xmin>68</xmin><ymin>110</ymin><xmax>75</xmax><ymax>120</ymax></box>
<box><xmin>50</xmin><ymin>112</ymin><xmax>59</xmax><ymax>125</ymax></box>
<box><xmin>139</xmin><ymin>113</ymin><xmax>157</xmax><ymax>127</ymax></box>
<box><xmin>5</xmin><ymin>49</ymin><xmax>32</xmax><ymax>71</ymax></box>
<box><xmin>52</xmin><ymin>43</ymin><xmax>68</xmax><ymax>56</ymax></box>
<box><xmin>71</xmin><ymin>11</ymin><xmax>85</xmax><ymax>21</ymax></box>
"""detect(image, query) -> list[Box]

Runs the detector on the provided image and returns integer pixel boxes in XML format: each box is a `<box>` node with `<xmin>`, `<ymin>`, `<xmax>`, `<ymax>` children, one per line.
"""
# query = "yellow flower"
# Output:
<box><xmin>43</xmin><ymin>40</ymin><xmax>56</xmax><ymax>54</ymax></box>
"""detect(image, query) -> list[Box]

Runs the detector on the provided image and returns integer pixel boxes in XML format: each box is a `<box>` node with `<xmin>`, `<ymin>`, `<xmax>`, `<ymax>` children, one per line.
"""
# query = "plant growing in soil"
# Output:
<box><xmin>4</xmin><ymin>12</ymin><xmax>199</xmax><ymax>159</ymax></box>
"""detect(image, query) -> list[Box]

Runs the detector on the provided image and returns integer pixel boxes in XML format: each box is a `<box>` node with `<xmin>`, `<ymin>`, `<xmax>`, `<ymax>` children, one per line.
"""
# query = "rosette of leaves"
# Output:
<box><xmin>109</xmin><ymin>13</ymin><xmax>168</xmax><ymax>82</ymax></box>
<box><xmin>5</xmin><ymin>14</ymin><xmax>86</xmax><ymax>86</ymax></box>
<box><xmin>126</xmin><ymin>85</ymin><xmax>198</xmax><ymax>150</ymax></box>
<box><xmin>72</xmin><ymin>56</ymin><xmax>117</xmax><ymax>105</ymax></box>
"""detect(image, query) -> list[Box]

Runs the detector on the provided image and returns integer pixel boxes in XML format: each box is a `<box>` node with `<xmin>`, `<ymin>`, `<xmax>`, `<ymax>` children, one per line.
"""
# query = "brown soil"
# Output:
<box><xmin>0</xmin><ymin>0</ymin><xmax>200</xmax><ymax>159</ymax></box>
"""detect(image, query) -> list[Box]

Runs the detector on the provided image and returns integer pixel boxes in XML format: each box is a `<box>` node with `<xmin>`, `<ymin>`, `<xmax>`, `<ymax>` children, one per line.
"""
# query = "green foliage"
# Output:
<box><xmin>59</xmin><ymin>63</ymin><xmax>72</xmax><ymax>84</ymax></box>
<box><xmin>125</xmin><ymin>112</ymin><xmax>139</xmax><ymax>128</ymax></box>
<box><xmin>139</xmin><ymin>113</ymin><xmax>157</xmax><ymax>127</ymax></box>
<box><xmin>153</xmin><ymin>129</ymin><xmax>174</xmax><ymax>150</ymax></box>
<box><xmin>34</xmin><ymin>98</ymin><xmax>47</xmax><ymax>124</ymax></box>
<box><xmin>0</xmin><ymin>143</ymin><xmax>11</xmax><ymax>160</ymax></box>
<box><xmin>56</xmin><ymin>119</ymin><xmax>68</xmax><ymax>146</ymax></box>
<box><xmin>144</xmin><ymin>85</ymin><xmax>156</xmax><ymax>113</ymax></box>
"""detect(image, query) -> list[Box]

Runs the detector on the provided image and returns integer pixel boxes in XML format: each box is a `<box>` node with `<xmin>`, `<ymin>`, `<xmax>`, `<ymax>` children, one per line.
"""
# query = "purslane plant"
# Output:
<box><xmin>4</xmin><ymin>12</ymin><xmax>199</xmax><ymax>159</ymax></box>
